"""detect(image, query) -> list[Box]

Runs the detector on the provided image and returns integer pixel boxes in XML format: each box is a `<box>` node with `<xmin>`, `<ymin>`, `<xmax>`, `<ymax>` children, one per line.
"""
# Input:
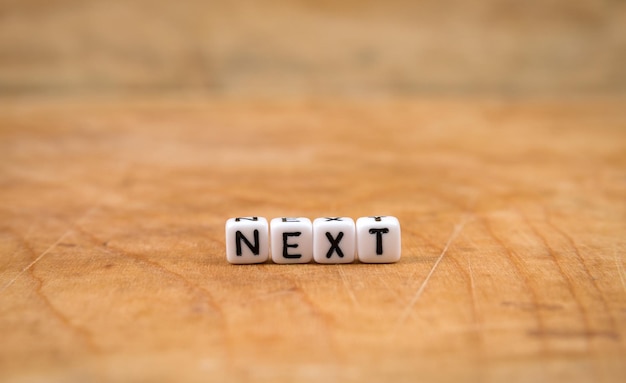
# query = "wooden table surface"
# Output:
<box><xmin>0</xmin><ymin>96</ymin><xmax>624</xmax><ymax>382</ymax></box>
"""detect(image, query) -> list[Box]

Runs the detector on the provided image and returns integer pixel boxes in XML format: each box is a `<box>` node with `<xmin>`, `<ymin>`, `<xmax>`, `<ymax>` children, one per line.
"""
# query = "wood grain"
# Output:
<box><xmin>0</xmin><ymin>96</ymin><xmax>624</xmax><ymax>382</ymax></box>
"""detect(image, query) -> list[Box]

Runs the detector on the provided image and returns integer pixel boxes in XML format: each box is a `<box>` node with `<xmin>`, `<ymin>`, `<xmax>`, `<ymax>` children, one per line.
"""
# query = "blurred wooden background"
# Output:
<box><xmin>1</xmin><ymin>1</ymin><xmax>625</xmax><ymax>383</ymax></box>
<box><xmin>0</xmin><ymin>0</ymin><xmax>625</xmax><ymax>97</ymax></box>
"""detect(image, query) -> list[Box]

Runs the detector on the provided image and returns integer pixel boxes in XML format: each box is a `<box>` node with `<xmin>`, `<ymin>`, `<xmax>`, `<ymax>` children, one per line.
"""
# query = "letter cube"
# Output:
<box><xmin>313</xmin><ymin>217</ymin><xmax>356</xmax><ymax>264</ymax></box>
<box><xmin>270</xmin><ymin>217</ymin><xmax>313</xmax><ymax>264</ymax></box>
<box><xmin>356</xmin><ymin>216</ymin><xmax>401</xmax><ymax>263</ymax></box>
<box><xmin>225</xmin><ymin>217</ymin><xmax>269</xmax><ymax>264</ymax></box>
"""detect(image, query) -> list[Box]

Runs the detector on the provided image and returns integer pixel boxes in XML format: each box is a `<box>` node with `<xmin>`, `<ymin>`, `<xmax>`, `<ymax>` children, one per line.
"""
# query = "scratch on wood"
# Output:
<box><xmin>274</xmin><ymin>271</ymin><xmax>341</xmax><ymax>364</ymax></box>
<box><xmin>5</xmin><ymin>227</ymin><xmax>100</xmax><ymax>352</ymax></box>
<box><xmin>480</xmin><ymin>214</ymin><xmax>548</xmax><ymax>354</ymax></box>
<box><xmin>336</xmin><ymin>265</ymin><xmax>360</xmax><ymax>308</ymax></box>
<box><xmin>0</xmin><ymin>202</ymin><xmax>100</xmax><ymax>294</ymax></box>
<box><xmin>520</xmin><ymin>211</ymin><xmax>593</xmax><ymax>349</ymax></box>
<box><xmin>392</xmin><ymin>216</ymin><xmax>469</xmax><ymax>335</ymax></box>
<box><xmin>373</xmin><ymin>265</ymin><xmax>401</xmax><ymax>302</ymax></box>
<box><xmin>615</xmin><ymin>247</ymin><xmax>626</xmax><ymax>293</ymax></box>
<box><xmin>0</xmin><ymin>229</ymin><xmax>72</xmax><ymax>293</ymax></box>
<box><xmin>0</xmin><ymin>223</ymin><xmax>36</xmax><ymax>281</ymax></box>
<box><xmin>466</xmin><ymin>252</ymin><xmax>481</xmax><ymax>332</ymax></box>
<box><xmin>463</xmin><ymin>232</ymin><xmax>485</xmax><ymax>340</ymax></box>
<box><xmin>544</xmin><ymin>208</ymin><xmax>618</xmax><ymax>332</ymax></box>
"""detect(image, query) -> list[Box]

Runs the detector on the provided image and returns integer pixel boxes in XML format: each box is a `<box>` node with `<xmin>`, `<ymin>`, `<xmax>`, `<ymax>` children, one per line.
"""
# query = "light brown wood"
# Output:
<box><xmin>1</xmin><ymin>0</ymin><xmax>625</xmax><ymax>97</ymax></box>
<box><xmin>0</xmin><ymin>96</ymin><xmax>624</xmax><ymax>382</ymax></box>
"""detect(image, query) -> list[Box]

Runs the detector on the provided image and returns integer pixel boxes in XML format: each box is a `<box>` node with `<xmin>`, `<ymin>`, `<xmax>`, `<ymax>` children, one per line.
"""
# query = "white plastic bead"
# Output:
<box><xmin>270</xmin><ymin>217</ymin><xmax>313</xmax><ymax>264</ymax></box>
<box><xmin>356</xmin><ymin>216</ymin><xmax>401</xmax><ymax>263</ymax></box>
<box><xmin>313</xmin><ymin>217</ymin><xmax>356</xmax><ymax>264</ymax></box>
<box><xmin>225</xmin><ymin>217</ymin><xmax>269</xmax><ymax>264</ymax></box>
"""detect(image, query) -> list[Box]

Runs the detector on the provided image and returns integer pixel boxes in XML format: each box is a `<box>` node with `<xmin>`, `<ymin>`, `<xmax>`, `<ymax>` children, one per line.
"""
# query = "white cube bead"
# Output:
<box><xmin>225</xmin><ymin>217</ymin><xmax>269</xmax><ymax>264</ymax></box>
<box><xmin>313</xmin><ymin>217</ymin><xmax>356</xmax><ymax>264</ymax></box>
<box><xmin>356</xmin><ymin>216</ymin><xmax>401</xmax><ymax>263</ymax></box>
<box><xmin>270</xmin><ymin>217</ymin><xmax>313</xmax><ymax>264</ymax></box>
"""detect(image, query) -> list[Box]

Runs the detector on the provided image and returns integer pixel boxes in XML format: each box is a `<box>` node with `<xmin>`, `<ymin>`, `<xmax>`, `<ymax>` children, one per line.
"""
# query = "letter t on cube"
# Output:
<box><xmin>356</xmin><ymin>216</ymin><xmax>401</xmax><ymax>263</ymax></box>
<box><xmin>225</xmin><ymin>217</ymin><xmax>269</xmax><ymax>264</ymax></box>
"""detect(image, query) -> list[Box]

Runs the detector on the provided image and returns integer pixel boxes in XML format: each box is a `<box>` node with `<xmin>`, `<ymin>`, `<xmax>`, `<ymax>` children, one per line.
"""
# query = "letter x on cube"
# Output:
<box><xmin>312</xmin><ymin>217</ymin><xmax>356</xmax><ymax>264</ymax></box>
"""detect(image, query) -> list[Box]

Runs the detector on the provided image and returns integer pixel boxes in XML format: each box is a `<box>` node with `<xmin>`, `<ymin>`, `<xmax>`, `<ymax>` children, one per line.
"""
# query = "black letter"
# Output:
<box><xmin>368</xmin><ymin>228</ymin><xmax>389</xmax><ymax>255</ymax></box>
<box><xmin>235</xmin><ymin>217</ymin><xmax>258</xmax><ymax>222</ymax></box>
<box><xmin>325</xmin><ymin>217</ymin><xmax>342</xmax><ymax>221</ymax></box>
<box><xmin>235</xmin><ymin>230</ymin><xmax>259</xmax><ymax>255</ymax></box>
<box><xmin>282</xmin><ymin>232</ymin><xmax>302</xmax><ymax>258</ymax></box>
<box><xmin>325</xmin><ymin>232</ymin><xmax>345</xmax><ymax>258</ymax></box>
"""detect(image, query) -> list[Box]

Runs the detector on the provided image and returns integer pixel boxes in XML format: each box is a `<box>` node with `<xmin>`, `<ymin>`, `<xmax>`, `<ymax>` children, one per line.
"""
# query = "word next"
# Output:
<box><xmin>225</xmin><ymin>216</ymin><xmax>401</xmax><ymax>264</ymax></box>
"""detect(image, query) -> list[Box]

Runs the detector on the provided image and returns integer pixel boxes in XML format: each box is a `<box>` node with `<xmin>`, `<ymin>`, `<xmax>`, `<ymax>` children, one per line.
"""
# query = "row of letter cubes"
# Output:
<box><xmin>225</xmin><ymin>216</ymin><xmax>401</xmax><ymax>264</ymax></box>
